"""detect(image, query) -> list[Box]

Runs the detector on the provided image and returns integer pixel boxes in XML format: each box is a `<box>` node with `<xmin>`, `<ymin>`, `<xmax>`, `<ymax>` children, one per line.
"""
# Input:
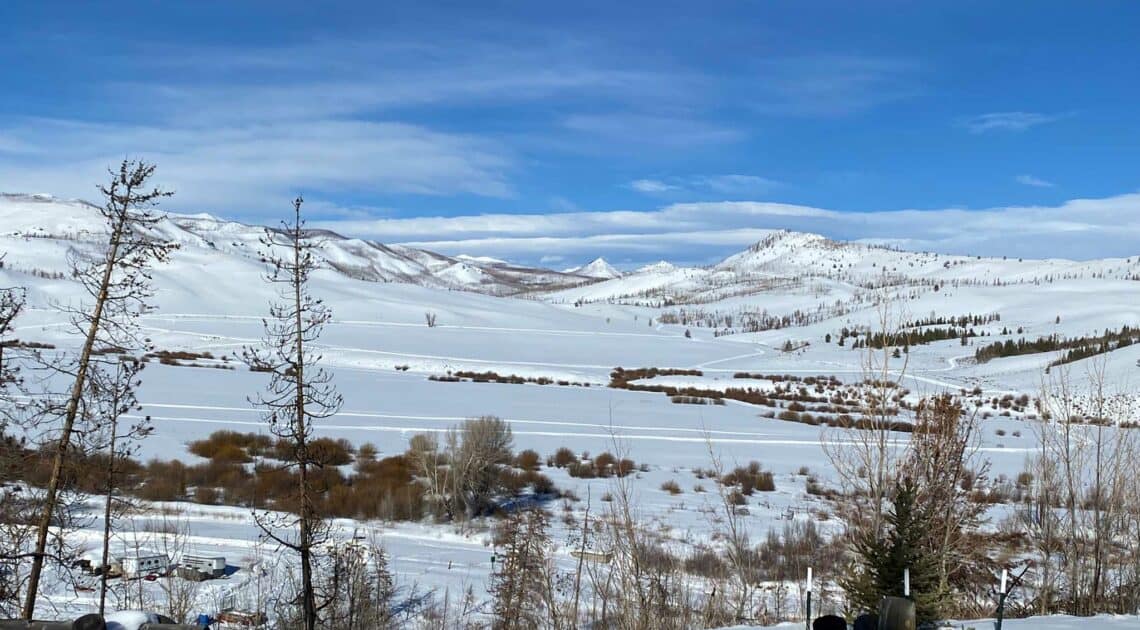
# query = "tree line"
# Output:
<box><xmin>973</xmin><ymin>325</ymin><xmax>1140</xmax><ymax>366</ymax></box>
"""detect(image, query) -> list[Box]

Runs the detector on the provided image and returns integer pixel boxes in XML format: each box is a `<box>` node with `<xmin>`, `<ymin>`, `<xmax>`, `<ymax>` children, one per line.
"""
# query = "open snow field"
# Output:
<box><xmin>3</xmin><ymin>197</ymin><xmax>1139</xmax><ymax>624</ymax></box>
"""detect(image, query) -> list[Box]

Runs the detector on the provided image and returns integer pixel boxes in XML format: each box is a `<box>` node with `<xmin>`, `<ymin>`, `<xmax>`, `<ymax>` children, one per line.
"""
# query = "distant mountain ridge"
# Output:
<box><xmin>545</xmin><ymin>228</ymin><xmax>1140</xmax><ymax>305</ymax></box>
<box><xmin>3</xmin><ymin>194</ymin><xmax>1139</xmax><ymax>305</ymax></box>
<box><xmin>0</xmin><ymin>193</ymin><xmax>594</xmax><ymax>297</ymax></box>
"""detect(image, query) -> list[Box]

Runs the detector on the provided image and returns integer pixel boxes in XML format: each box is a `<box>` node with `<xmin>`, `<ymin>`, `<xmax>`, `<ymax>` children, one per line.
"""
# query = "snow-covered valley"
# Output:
<box><xmin>2</xmin><ymin>193</ymin><xmax>1139</xmax><ymax>627</ymax></box>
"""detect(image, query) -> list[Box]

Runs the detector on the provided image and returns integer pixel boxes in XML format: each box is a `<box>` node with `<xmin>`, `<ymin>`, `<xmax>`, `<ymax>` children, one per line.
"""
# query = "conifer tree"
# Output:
<box><xmin>490</xmin><ymin>507</ymin><xmax>558</xmax><ymax>629</ymax></box>
<box><xmin>23</xmin><ymin>161</ymin><xmax>174</xmax><ymax>619</ymax></box>
<box><xmin>843</xmin><ymin>479</ymin><xmax>946</xmax><ymax>624</ymax></box>
<box><xmin>243</xmin><ymin>196</ymin><xmax>343</xmax><ymax>630</ymax></box>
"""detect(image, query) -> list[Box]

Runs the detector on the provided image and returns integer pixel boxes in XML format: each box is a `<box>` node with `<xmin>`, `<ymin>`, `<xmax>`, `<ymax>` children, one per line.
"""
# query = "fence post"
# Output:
<box><xmin>805</xmin><ymin>567</ymin><xmax>813</xmax><ymax>630</ymax></box>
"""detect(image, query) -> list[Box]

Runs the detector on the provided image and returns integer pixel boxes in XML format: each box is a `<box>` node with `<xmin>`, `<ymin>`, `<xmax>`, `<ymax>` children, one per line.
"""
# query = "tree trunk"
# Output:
<box><xmin>23</xmin><ymin>218</ymin><xmax>124</xmax><ymax>620</ymax></box>
<box><xmin>293</xmin><ymin>213</ymin><xmax>316</xmax><ymax>630</ymax></box>
<box><xmin>99</xmin><ymin>413</ymin><xmax>119</xmax><ymax>616</ymax></box>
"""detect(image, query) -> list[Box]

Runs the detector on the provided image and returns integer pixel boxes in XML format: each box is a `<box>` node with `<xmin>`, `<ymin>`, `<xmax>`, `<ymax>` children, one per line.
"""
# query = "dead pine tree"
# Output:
<box><xmin>490</xmin><ymin>507</ymin><xmax>558</xmax><ymax>630</ymax></box>
<box><xmin>242</xmin><ymin>196</ymin><xmax>343</xmax><ymax>630</ymax></box>
<box><xmin>23</xmin><ymin>160</ymin><xmax>175</xmax><ymax>620</ymax></box>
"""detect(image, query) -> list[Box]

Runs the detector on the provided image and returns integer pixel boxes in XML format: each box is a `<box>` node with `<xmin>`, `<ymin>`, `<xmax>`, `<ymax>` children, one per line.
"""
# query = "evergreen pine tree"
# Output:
<box><xmin>842</xmin><ymin>479</ymin><xmax>947</xmax><ymax>624</ymax></box>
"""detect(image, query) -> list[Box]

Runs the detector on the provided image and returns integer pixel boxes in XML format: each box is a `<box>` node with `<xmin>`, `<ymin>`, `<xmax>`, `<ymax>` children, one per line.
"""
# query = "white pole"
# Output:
<box><xmin>806</xmin><ymin>567</ymin><xmax>814</xmax><ymax>630</ymax></box>
<box><xmin>1001</xmin><ymin>568</ymin><xmax>1008</xmax><ymax>594</ymax></box>
<box><xmin>904</xmin><ymin>568</ymin><xmax>910</xmax><ymax>596</ymax></box>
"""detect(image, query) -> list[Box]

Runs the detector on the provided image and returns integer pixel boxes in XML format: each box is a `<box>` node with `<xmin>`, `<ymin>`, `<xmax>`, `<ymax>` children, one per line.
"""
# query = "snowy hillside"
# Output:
<box><xmin>0</xmin><ymin>193</ymin><xmax>596</xmax><ymax>296</ymax></box>
<box><xmin>4</xmin><ymin>192</ymin><xmax>1140</xmax><ymax>627</ymax></box>
<box><xmin>548</xmin><ymin>229</ymin><xmax>1140</xmax><ymax>306</ymax></box>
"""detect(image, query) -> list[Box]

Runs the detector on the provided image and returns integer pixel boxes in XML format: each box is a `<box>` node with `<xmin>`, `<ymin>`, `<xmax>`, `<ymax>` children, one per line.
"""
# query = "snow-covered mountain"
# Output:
<box><xmin>549</xmin><ymin>229</ymin><xmax>1140</xmax><ymax>305</ymax></box>
<box><xmin>564</xmin><ymin>257</ymin><xmax>622</xmax><ymax>279</ymax></box>
<box><xmin>0</xmin><ymin>194</ymin><xmax>594</xmax><ymax>297</ymax></box>
<box><xmin>8</xmin><ymin>192</ymin><xmax>1140</xmax><ymax>316</ymax></box>
<box><xmin>7</xmin><ymin>195</ymin><xmax>1140</xmax><ymax>310</ymax></box>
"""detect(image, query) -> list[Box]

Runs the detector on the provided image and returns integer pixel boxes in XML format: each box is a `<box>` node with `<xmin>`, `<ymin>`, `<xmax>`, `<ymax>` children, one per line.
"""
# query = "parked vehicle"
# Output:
<box><xmin>118</xmin><ymin>553</ymin><xmax>169</xmax><ymax>579</ymax></box>
<box><xmin>177</xmin><ymin>554</ymin><xmax>226</xmax><ymax>581</ymax></box>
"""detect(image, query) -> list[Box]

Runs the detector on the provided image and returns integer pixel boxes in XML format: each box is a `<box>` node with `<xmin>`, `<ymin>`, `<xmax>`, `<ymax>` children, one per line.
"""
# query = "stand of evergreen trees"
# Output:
<box><xmin>973</xmin><ymin>325</ymin><xmax>1140</xmax><ymax>365</ymax></box>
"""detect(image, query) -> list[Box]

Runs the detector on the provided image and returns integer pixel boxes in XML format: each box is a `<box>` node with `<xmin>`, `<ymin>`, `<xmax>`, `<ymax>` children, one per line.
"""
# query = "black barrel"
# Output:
<box><xmin>813</xmin><ymin>614</ymin><xmax>847</xmax><ymax>630</ymax></box>
<box><xmin>877</xmin><ymin>596</ymin><xmax>916</xmax><ymax>630</ymax></box>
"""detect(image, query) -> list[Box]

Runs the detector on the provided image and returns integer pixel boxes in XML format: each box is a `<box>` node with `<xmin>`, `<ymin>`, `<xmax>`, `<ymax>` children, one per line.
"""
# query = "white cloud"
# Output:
<box><xmin>0</xmin><ymin>34</ymin><xmax>920</xmax><ymax>222</ymax></box>
<box><xmin>690</xmin><ymin>174</ymin><xmax>780</xmax><ymax>195</ymax></box>
<box><xmin>561</xmin><ymin>114</ymin><xmax>744</xmax><ymax>149</ymax></box>
<box><xmin>627</xmin><ymin>174</ymin><xmax>780</xmax><ymax>197</ymax></box>
<box><xmin>311</xmin><ymin>194</ymin><xmax>1140</xmax><ymax>264</ymax></box>
<box><xmin>961</xmin><ymin>112</ymin><xmax>1062</xmax><ymax>134</ymax></box>
<box><xmin>1016</xmin><ymin>174</ymin><xmax>1055</xmax><ymax>188</ymax></box>
<box><xmin>0</xmin><ymin>118</ymin><xmax>514</xmax><ymax>215</ymax></box>
<box><xmin>0</xmin><ymin>35</ymin><xmax>758</xmax><ymax>213</ymax></box>
<box><xmin>628</xmin><ymin>179</ymin><xmax>679</xmax><ymax>194</ymax></box>
<box><xmin>115</xmin><ymin>38</ymin><xmax>686</xmax><ymax>126</ymax></box>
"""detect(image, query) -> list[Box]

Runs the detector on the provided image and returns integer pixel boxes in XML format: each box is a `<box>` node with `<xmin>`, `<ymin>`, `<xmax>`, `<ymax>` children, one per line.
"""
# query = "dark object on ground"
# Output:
<box><xmin>854</xmin><ymin>613</ymin><xmax>879</xmax><ymax>630</ymax></box>
<box><xmin>878</xmin><ymin>596</ymin><xmax>916</xmax><ymax>630</ymax></box>
<box><xmin>813</xmin><ymin>614</ymin><xmax>846</xmax><ymax>630</ymax></box>
<box><xmin>72</xmin><ymin>616</ymin><xmax>106</xmax><ymax>630</ymax></box>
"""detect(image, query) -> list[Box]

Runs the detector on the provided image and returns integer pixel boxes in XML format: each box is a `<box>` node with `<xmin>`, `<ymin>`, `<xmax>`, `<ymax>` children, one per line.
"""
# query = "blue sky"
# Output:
<box><xmin>1</xmin><ymin>1</ymin><xmax>1139</xmax><ymax>266</ymax></box>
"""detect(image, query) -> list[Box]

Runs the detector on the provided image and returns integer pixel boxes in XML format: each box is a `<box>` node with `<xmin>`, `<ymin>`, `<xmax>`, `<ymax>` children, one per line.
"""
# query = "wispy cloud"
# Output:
<box><xmin>691</xmin><ymin>174</ymin><xmax>780</xmax><ymax>195</ymax></box>
<box><xmin>1016</xmin><ymin>174</ymin><xmax>1055</xmax><ymax>188</ymax></box>
<box><xmin>0</xmin><ymin>34</ymin><xmax>755</xmax><ymax>212</ymax></box>
<box><xmin>961</xmin><ymin>112</ymin><xmax>1062</xmax><ymax>134</ymax></box>
<box><xmin>0</xmin><ymin>22</ymin><xmax>925</xmax><ymax>218</ymax></box>
<box><xmin>120</xmin><ymin>38</ymin><xmax>687</xmax><ymax>126</ymax></box>
<box><xmin>627</xmin><ymin>174</ymin><xmax>779</xmax><ymax>197</ymax></box>
<box><xmin>749</xmin><ymin>55</ymin><xmax>920</xmax><ymax>117</ymax></box>
<box><xmin>0</xmin><ymin>119</ymin><xmax>514</xmax><ymax>214</ymax></box>
<box><xmin>628</xmin><ymin>179</ymin><xmax>679</xmax><ymax>194</ymax></box>
<box><xmin>560</xmin><ymin>113</ymin><xmax>745</xmax><ymax>150</ymax></box>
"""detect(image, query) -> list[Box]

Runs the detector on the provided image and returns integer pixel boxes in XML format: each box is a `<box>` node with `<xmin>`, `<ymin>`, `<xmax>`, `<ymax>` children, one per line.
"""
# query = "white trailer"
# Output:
<box><xmin>119</xmin><ymin>553</ymin><xmax>169</xmax><ymax>579</ymax></box>
<box><xmin>181</xmin><ymin>554</ymin><xmax>226</xmax><ymax>579</ymax></box>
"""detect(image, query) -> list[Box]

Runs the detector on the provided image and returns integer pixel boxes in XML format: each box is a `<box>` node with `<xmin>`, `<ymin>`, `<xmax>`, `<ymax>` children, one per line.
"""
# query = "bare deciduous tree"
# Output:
<box><xmin>453</xmin><ymin>415</ymin><xmax>513</xmax><ymax>518</ymax></box>
<box><xmin>1022</xmin><ymin>360</ymin><xmax>1138</xmax><ymax>615</ymax></box>
<box><xmin>824</xmin><ymin>295</ymin><xmax>992</xmax><ymax>620</ymax></box>
<box><xmin>702</xmin><ymin>438</ymin><xmax>760</xmax><ymax>621</ymax></box>
<box><xmin>823</xmin><ymin>295</ymin><xmax>911</xmax><ymax>547</ymax></box>
<box><xmin>900</xmin><ymin>394</ymin><xmax>988</xmax><ymax>616</ymax></box>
